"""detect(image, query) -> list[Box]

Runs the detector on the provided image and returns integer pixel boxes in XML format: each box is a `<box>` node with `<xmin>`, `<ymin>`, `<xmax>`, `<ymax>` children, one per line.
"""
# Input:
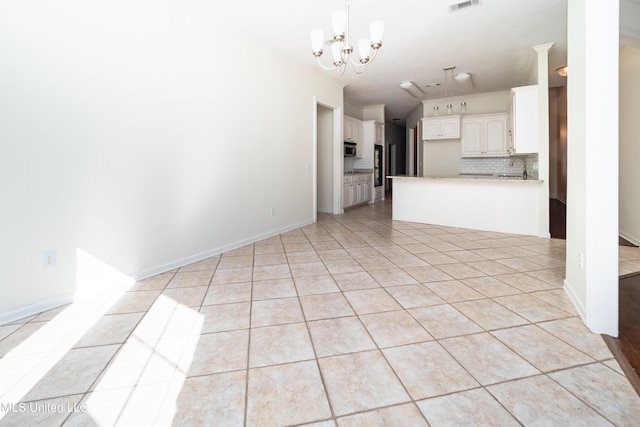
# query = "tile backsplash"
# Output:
<box><xmin>460</xmin><ymin>154</ymin><xmax>539</xmax><ymax>179</ymax></box>
<box><xmin>344</xmin><ymin>157</ymin><xmax>355</xmax><ymax>173</ymax></box>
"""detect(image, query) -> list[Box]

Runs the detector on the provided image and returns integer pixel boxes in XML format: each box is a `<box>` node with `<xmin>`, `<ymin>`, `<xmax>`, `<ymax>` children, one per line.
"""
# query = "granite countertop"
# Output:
<box><xmin>387</xmin><ymin>174</ymin><xmax>543</xmax><ymax>183</ymax></box>
<box><xmin>344</xmin><ymin>169</ymin><xmax>374</xmax><ymax>175</ymax></box>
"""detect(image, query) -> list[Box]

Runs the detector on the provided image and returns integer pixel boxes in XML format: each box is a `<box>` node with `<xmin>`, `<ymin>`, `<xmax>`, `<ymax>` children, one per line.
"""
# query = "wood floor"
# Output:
<box><xmin>613</xmin><ymin>274</ymin><xmax>640</xmax><ymax>389</ymax></box>
<box><xmin>549</xmin><ymin>198</ymin><xmax>640</xmax><ymax>394</ymax></box>
<box><xmin>549</xmin><ymin>199</ymin><xmax>566</xmax><ymax>240</ymax></box>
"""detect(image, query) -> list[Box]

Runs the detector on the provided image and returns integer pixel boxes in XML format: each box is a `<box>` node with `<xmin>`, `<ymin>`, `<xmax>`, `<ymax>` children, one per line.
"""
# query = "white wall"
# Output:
<box><xmin>619</xmin><ymin>46</ymin><xmax>640</xmax><ymax>245</ymax></box>
<box><xmin>420</xmin><ymin>91</ymin><xmax>511</xmax><ymax>176</ymax></box>
<box><xmin>0</xmin><ymin>1</ymin><xmax>343</xmax><ymax>318</ymax></box>
<box><xmin>317</xmin><ymin>105</ymin><xmax>334</xmax><ymax>213</ymax></box>
<box><xmin>344</xmin><ymin>102</ymin><xmax>365</xmax><ymax>121</ymax></box>
<box><xmin>363</xmin><ymin>105</ymin><xmax>385</xmax><ymax>123</ymax></box>
<box><xmin>565</xmin><ymin>0</ymin><xmax>618</xmax><ymax>335</ymax></box>
<box><xmin>421</xmin><ymin>141</ymin><xmax>462</xmax><ymax>176</ymax></box>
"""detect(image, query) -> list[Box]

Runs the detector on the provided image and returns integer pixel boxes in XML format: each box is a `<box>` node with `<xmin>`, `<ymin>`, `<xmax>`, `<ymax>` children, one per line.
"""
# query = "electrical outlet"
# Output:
<box><xmin>43</xmin><ymin>250</ymin><xmax>56</xmax><ymax>268</ymax></box>
<box><xmin>578</xmin><ymin>252</ymin><xmax>584</xmax><ymax>270</ymax></box>
<box><xmin>270</xmin><ymin>207</ymin><xmax>275</xmax><ymax>216</ymax></box>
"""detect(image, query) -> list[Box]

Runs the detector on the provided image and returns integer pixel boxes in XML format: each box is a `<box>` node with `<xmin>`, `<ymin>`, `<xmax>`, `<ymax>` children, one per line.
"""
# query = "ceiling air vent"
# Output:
<box><xmin>449</xmin><ymin>0</ymin><xmax>481</xmax><ymax>12</ymax></box>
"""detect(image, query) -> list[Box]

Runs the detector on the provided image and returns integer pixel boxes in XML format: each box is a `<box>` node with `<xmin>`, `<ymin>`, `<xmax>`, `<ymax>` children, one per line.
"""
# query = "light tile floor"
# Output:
<box><xmin>2</xmin><ymin>200</ymin><xmax>640</xmax><ymax>426</ymax></box>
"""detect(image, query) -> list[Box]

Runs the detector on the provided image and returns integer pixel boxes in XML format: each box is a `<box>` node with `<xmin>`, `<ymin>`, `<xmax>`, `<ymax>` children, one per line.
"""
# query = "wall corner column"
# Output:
<box><xmin>533</xmin><ymin>43</ymin><xmax>553</xmax><ymax>238</ymax></box>
<box><xmin>565</xmin><ymin>0</ymin><xmax>619</xmax><ymax>336</ymax></box>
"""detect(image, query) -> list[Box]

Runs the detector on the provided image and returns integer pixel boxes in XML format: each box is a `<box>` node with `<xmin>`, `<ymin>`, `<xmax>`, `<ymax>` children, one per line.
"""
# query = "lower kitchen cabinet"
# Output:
<box><xmin>343</xmin><ymin>174</ymin><xmax>373</xmax><ymax>209</ymax></box>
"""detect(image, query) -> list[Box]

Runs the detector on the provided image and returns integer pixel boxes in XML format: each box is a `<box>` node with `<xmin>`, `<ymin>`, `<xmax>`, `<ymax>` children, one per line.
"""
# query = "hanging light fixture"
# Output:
<box><xmin>433</xmin><ymin>67</ymin><xmax>470</xmax><ymax>116</ymax></box>
<box><xmin>454</xmin><ymin>72</ymin><xmax>472</xmax><ymax>113</ymax></box>
<box><xmin>433</xmin><ymin>67</ymin><xmax>454</xmax><ymax>116</ymax></box>
<box><xmin>447</xmin><ymin>68</ymin><xmax>455</xmax><ymax>114</ymax></box>
<box><xmin>309</xmin><ymin>0</ymin><xmax>384</xmax><ymax>75</ymax></box>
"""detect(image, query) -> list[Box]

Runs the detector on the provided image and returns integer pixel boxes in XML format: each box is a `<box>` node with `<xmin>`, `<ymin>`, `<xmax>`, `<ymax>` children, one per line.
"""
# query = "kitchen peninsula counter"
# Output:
<box><xmin>388</xmin><ymin>175</ymin><xmax>545</xmax><ymax>236</ymax></box>
<box><xmin>390</xmin><ymin>174</ymin><xmax>543</xmax><ymax>183</ymax></box>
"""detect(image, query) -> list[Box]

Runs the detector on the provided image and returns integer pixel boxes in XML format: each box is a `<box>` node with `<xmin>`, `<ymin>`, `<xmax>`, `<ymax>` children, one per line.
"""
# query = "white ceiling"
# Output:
<box><xmin>211</xmin><ymin>0</ymin><xmax>640</xmax><ymax>125</ymax></box>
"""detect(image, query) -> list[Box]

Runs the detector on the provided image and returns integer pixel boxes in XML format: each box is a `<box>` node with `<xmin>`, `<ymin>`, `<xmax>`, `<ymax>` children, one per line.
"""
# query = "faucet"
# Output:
<box><xmin>508</xmin><ymin>158</ymin><xmax>528</xmax><ymax>179</ymax></box>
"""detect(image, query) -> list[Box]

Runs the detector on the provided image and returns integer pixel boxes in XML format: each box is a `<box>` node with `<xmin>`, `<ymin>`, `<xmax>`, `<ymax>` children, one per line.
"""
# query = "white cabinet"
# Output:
<box><xmin>343</xmin><ymin>174</ymin><xmax>373</xmax><ymax>208</ymax></box>
<box><xmin>461</xmin><ymin>113</ymin><xmax>508</xmax><ymax>157</ymax></box>
<box><xmin>421</xmin><ymin>115</ymin><xmax>461</xmax><ymax>140</ymax></box>
<box><xmin>375</xmin><ymin>122</ymin><xmax>383</xmax><ymax>144</ymax></box>
<box><xmin>343</xmin><ymin>181</ymin><xmax>355</xmax><ymax>207</ymax></box>
<box><xmin>509</xmin><ymin>85</ymin><xmax>539</xmax><ymax>154</ymax></box>
<box><xmin>344</xmin><ymin>116</ymin><xmax>356</xmax><ymax>142</ymax></box>
<box><xmin>359</xmin><ymin>121</ymin><xmax>383</xmax><ymax>168</ymax></box>
<box><xmin>344</xmin><ymin>116</ymin><xmax>363</xmax><ymax>158</ymax></box>
<box><xmin>364</xmin><ymin>179</ymin><xmax>373</xmax><ymax>202</ymax></box>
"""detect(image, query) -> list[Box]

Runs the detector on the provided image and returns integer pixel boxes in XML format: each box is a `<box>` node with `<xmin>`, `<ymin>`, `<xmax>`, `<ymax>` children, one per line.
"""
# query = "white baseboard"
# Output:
<box><xmin>563</xmin><ymin>278</ymin><xmax>586</xmax><ymax>323</ymax></box>
<box><xmin>131</xmin><ymin>218</ymin><xmax>316</xmax><ymax>281</ymax></box>
<box><xmin>0</xmin><ymin>219</ymin><xmax>317</xmax><ymax>324</ymax></box>
<box><xmin>0</xmin><ymin>293</ymin><xmax>75</xmax><ymax>326</ymax></box>
<box><xmin>619</xmin><ymin>230</ymin><xmax>640</xmax><ymax>247</ymax></box>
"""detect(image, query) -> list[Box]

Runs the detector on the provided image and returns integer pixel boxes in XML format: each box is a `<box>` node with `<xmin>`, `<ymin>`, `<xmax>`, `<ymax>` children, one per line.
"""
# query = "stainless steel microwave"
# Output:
<box><xmin>344</xmin><ymin>142</ymin><xmax>357</xmax><ymax>157</ymax></box>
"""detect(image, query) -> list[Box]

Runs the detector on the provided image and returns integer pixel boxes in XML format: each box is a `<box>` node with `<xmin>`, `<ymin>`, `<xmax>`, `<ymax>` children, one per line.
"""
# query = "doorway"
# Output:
<box><xmin>313</xmin><ymin>97</ymin><xmax>342</xmax><ymax>219</ymax></box>
<box><xmin>388</xmin><ymin>143</ymin><xmax>396</xmax><ymax>192</ymax></box>
<box><xmin>316</xmin><ymin>105</ymin><xmax>333</xmax><ymax>214</ymax></box>
<box><xmin>549</xmin><ymin>86</ymin><xmax>568</xmax><ymax>240</ymax></box>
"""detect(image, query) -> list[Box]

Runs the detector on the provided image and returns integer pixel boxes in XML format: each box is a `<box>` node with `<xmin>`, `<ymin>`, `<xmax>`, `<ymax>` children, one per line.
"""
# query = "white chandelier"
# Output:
<box><xmin>309</xmin><ymin>0</ymin><xmax>384</xmax><ymax>75</ymax></box>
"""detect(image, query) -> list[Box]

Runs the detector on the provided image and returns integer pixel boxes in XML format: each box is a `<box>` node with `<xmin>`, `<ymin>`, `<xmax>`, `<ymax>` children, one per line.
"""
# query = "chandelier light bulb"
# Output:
<box><xmin>332</xmin><ymin>9</ymin><xmax>347</xmax><ymax>41</ymax></box>
<box><xmin>310</xmin><ymin>29</ymin><xmax>324</xmax><ymax>56</ymax></box>
<box><xmin>331</xmin><ymin>42</ymin><xmax>343</xmax><ymax>65</ymax></box>
<box><xmin>358</xmin><ymin>38</ymin><xmax>371</xmax><ymax>63</ymax></box>
<box><xmin>370</xmin><ymin>20</ymin><xmax>384</xmax><ymax>48</ymax></box>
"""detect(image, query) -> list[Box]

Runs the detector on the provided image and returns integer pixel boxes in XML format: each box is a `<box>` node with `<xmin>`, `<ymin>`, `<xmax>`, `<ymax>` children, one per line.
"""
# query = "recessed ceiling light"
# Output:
<box><xmin>400</xmin><ymin>81</ymin><xmax>424</xmax><ymax>98</ymax></box>
<box><xmin>449</xmin><ymin>0</ymin><xmax>481</xmax><ymax>13</ymax></box>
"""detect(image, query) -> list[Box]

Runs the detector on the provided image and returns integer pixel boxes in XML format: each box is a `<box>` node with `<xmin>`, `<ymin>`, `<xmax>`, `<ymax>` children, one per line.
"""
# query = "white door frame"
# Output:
<box><xmin>313</xmin><ymin>97</ymin><xmax>343</xmax><ymax>221</ymax></box>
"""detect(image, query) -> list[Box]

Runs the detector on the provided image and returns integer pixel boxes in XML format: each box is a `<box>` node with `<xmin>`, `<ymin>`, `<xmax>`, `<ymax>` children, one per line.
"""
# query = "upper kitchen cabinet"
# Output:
<box><xmin>421</xmin><ymin>115</ymin><xmax>461</xmax><ymax>140</ymax></box>
<box><xmin>359</xmin><ymin>121</ymin><xmax>383</xmax><ymax>168</ymax></box>
<box><xmin>461</xmin><ymin>113</ymin><xmax>508</xmax><ymax>157</ymax></box>
<box><xmin>374</xmin><ymin>122</ymin><xmax>383</xmax><ymax>145</ymax></box>
<box><xmin>344</xmin><ymin>115</ymin><xmax>363</xmax><ymax>157</ymax></box>
<box><xmin>509</xmin><ymin>85</ymin><xmax>539</xmax><ymax>154</ymax></box>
